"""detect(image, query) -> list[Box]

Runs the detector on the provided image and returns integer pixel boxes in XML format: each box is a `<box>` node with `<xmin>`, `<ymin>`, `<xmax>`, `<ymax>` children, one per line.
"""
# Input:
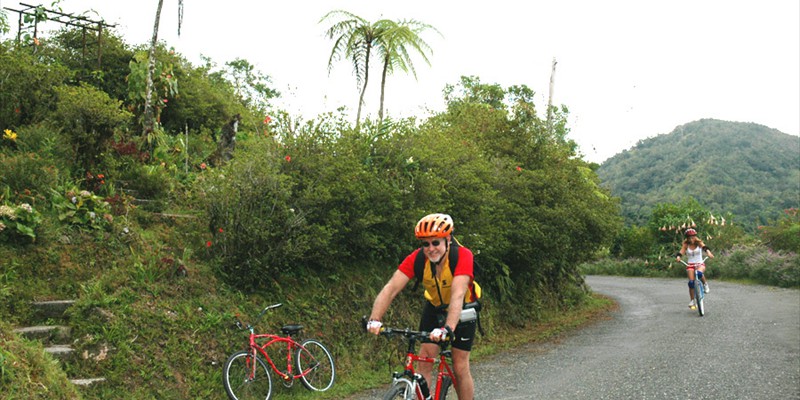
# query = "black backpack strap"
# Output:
<box><xmin>412</xmin><ymin>248</ymin><xmax>426</xmax><ymax>291</ymax></box>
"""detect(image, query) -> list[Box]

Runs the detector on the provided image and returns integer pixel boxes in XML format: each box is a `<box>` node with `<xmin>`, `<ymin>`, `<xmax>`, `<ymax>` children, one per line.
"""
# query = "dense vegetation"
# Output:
<box><xmin>2</xmin><ymin>6</ymin><xmax>797</xmax><ymax>399</ymax></box>
<box><xmin>597</xmin><ymin>118</ymin><xmax>800</xmax><ymax>229</ymax></box>
<box><xmin>0</xmin><ymin>11</ymin><xmax>619</xmax><ymax>399</ymax></box>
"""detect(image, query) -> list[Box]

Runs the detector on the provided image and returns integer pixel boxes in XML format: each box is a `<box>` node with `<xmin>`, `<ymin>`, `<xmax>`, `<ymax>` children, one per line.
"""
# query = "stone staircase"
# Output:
<box><xmin>13</xmin><ymin>300</ymin><xmax>106</xmax><ymax>387</ymax></box>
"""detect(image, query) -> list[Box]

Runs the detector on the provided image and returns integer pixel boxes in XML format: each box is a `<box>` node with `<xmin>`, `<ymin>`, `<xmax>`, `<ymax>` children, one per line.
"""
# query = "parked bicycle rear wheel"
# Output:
<box><xmin>695</xmin><ymin>282</ymin><xmax>705</xmax><ymax>316</ymax></box>
<box><xmin>383</xmin><ymin>381</ymin><xmax>416</xmax><ymax>400</ymax></box>
<box><xmin>295</xmin><ymin>339</ymin><xmax>335</xmax><ymax>392</ymax></box>
<box><xmin>223</xmin><ymin>350</ymin><xmax>273</xmax><ymax>400</ymax></box>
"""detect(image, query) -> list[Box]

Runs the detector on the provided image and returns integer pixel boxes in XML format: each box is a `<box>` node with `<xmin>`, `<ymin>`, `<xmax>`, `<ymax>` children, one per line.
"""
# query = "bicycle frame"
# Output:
<box><xmin>246</xmin><ymin>333</ymin><xmax>307</xmax><ymax>382</ymax></box>
<box><xmin>237</xmin><ymin>304</ymin><xmax>317</xmax><ymax>383</ymax></box>
<box><xmin>383</xmin><ymin>327</ymin><xmax>457</xmax><ymax>400</ymax></box>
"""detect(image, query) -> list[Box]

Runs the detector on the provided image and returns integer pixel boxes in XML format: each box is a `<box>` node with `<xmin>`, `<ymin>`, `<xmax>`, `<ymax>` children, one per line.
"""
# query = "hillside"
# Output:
<box><xmin>597</xmin><ymin>119</ymin><xmax>800</xmax><ymax>228</ymax></box>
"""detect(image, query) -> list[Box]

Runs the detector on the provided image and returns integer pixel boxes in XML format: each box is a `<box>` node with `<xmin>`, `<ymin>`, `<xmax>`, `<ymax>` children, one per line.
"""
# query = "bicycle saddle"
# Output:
<box><xmin>281</xmin><ymin>324</ymin><xmax>303</xmax><ymax>335</ymax></box>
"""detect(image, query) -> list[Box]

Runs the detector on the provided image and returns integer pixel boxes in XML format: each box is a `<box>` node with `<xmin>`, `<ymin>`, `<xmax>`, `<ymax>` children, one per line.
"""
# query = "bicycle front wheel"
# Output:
<box><xmin>223</xmin><ymin>350</ymin><xmax>274</xmax><ymax>400</ymax></box>
<box><xmin>295</xmin><ymin>339</ymin><xmax>335</xmax><ymax>392</ymax></box>
<box><xmin>695</xmin><ymin>284</ymin><xmax>705</xmax><ymax>316</ymax></box>
<box><xmin>383</xmin><ymin>381</ymin><xmax>416</xmax><ymax>400</ymax></box>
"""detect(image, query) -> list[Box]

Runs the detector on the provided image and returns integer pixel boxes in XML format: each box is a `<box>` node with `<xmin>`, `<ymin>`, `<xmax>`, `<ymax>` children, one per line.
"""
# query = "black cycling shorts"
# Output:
<box><xmin>419</xmin><ymin>301</ymin><xmax>476</xmax><ymax>351</ymax></box>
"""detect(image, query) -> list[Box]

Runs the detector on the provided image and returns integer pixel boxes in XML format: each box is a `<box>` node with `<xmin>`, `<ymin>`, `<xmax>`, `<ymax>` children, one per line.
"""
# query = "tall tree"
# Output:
<box><xmin>320</xmin><ymin>10</ymin><xmax>387</xmax><ymax>129</ymax></box>
<box><xmin>376</xmin><ymin>19</ymin><xmax>438</xmax><ymax>123</ymax></box>
<box><xmin>143</xmin><ymin>0</ymin><xmax>183</xmax><ymax>151</ymax></box>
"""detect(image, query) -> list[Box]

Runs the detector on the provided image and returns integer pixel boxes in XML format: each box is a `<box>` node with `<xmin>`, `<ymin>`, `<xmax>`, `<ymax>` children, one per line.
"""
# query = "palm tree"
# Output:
<box><xmin>320</xmin><ymin>10</ymin><xmax>390</xmax><ymax>129</ymax></box>
<box><xmin>376</xmin><ymin>20</ymin><xmax>438</xmax><ymax>123</ymax></box>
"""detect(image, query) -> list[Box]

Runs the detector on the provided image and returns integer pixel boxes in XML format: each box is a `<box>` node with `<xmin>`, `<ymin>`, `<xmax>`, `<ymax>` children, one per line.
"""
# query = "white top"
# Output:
<box><xmin>686</xmin><ymin>245</ymin><xmax>704</xmax><ymax>263</ymax></box>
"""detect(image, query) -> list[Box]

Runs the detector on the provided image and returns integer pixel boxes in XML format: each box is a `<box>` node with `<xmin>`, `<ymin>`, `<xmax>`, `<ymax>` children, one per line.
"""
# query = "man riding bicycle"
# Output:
<box><xmin>367</xmin><ymin>213</ymin><xmax>477</xmax><ymax>400</ymax></box>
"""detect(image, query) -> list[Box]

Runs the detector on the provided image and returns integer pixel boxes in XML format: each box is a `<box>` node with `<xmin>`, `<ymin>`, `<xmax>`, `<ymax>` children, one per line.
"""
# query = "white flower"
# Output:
<box><xmin>71</xmin><ymin>196</ymin><xmax>77</xmax><ymax>204</ymax></box>
<box><xmin>0</xmin><ymin>222</ymin><xmax>5</xmax><ymax>232</ymax></box>
<box><xmin>88</xmin><ymin>212</ymin><xmax>97</xmax><ymax>219</ymax></box>
<box><xmin>0</xmin><ymin>205</ymin><xmax>14</xmax><ymax>218</ymax></box>
<box><xmin>406</xmin><ymin>156</ymin><xmax>414</xmax><ymax>164</ymax></box>
<box><xmin>80</xmin><ymin>190</ymin><xmax>91</xmax><ymax>197</ymax></box>
<box><xmin>19</xmin><ymin>203</ymin><xmax>33</xmax><ymax>213</ymax></box>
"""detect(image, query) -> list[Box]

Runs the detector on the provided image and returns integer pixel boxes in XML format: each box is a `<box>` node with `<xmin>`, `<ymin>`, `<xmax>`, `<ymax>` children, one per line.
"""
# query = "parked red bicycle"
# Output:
<box><xmin>223</xmin><ymin>303</ymin><xmax>335</xmax><ymax>400</ymax></box>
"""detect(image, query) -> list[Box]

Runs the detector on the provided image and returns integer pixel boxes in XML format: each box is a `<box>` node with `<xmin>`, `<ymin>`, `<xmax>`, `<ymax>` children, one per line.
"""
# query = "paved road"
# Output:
<box><xmin>349</xmin><ymin>276</ymin><xmax>800</xmax><ymax>399</ymax></box>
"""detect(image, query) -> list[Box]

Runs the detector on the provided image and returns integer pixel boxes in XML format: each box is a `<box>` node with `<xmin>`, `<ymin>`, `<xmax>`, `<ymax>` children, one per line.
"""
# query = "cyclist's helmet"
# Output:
<box><xmin>415</xmin><ymin>213</ymin><xmax>454</xmax><ymax>239</ymax></box>
<box><xmin>685</xmin><ymin>228</ymin><xmax>697</xmax><ymax>237</ymax></box>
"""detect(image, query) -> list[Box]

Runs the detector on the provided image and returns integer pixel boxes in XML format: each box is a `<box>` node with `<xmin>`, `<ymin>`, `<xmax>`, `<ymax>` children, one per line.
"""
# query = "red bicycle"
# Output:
<box><xmin>223</xmin><ymin>303</ymin><xmax>335</xmax><ymax>400</ymax></box>
<box><xmin>365</xmin><ymin>318</ymin><xmax>456</xmax><ymax>400</ymax></box>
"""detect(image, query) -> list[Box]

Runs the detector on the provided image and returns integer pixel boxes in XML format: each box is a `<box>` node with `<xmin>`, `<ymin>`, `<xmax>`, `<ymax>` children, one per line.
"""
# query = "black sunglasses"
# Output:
<box><xmin>421</xmin><ymin>240</ymin><xmax>441</xmax><ymax>247</ymax></box>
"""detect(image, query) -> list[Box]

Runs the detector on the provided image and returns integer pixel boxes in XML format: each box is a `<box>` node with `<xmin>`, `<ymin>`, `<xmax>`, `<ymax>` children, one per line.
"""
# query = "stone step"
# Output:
<box><xmin>13</xmin><ymin>325</ymin><xmax>71</xmax><ymax>344</ymax></box>
<box><xmin>70</xmin><ymin>377</ymin><xmax>106</xmax><ymax>387</ymax></box>
<box><xmin>45</xmin><ymin>344</ymin><xmax>74</xmax><ymax>361</ymax></box>
<box><xmin>31</xmin><ymin>300</ymin><xmax>76</xmax><ymax>320</ymax></box>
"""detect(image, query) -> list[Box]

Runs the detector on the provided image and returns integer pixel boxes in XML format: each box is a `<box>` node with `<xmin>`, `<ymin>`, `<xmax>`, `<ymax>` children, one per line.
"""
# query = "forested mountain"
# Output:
<box><xmin>597</xmin><ymin>119</ymin><xmax>799</xmax><ymax>229</ymax></box>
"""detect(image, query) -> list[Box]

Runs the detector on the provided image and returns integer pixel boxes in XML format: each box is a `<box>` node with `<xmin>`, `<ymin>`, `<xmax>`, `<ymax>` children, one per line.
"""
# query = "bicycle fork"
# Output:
<box><xmin>392</xmin><ymin>370</ymin><xmax>430</xmax><ymax>400</ymax></box>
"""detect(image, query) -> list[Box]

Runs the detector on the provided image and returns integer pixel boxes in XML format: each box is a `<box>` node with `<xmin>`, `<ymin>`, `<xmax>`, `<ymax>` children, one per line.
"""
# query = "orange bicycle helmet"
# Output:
<box><xmin>415</xmin><ymin>213</ymin><xmax>454</xmax><ymax>239</ymax></box>
<box><xmin>685</xmin><ymin>228</ymin><xmax>697</xmax><ymax>237</ymax></box>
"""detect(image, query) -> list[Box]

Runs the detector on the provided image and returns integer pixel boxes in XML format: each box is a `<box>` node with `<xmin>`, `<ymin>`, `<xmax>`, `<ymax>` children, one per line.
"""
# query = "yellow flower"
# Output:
<box><xmin>3</xmin><ymin>129</ymin><xmax>17</xmax><ymax>142</ymax></box>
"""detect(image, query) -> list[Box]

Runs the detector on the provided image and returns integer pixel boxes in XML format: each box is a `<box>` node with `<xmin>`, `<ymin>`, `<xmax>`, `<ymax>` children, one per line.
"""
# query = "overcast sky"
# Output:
<box><xmin>3</xmin><ymin>0</ymin><xmax>798</xmax><ymax>163</ymax></box>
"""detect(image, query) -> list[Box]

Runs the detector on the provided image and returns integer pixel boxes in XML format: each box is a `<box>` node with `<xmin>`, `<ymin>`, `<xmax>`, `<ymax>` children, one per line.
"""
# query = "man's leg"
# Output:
<box><xmin>451</xmin><ymin>348</ymin><xmax>474</xmax><ymax>400</ymax></box>
<box><xmin>418</xmin><ymin>343</ymin><xmax>438</xmax><ymax>389</ymax></box>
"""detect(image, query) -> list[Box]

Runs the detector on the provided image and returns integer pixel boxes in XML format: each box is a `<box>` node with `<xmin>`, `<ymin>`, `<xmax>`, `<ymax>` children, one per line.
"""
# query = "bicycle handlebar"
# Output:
<box><xmin>361</xmin><ymin>315</ymin><xmax>451</xmax><ymax>344</ymax></box>
<box><xmin>235</xmin><ymin>303</ymin><xmax>284</xmax><ymax>330</ymax></box>
<box><xmin>678</xmin><ymin>257</ymin><xmax>708</xmax><ymax>267</ymax></box>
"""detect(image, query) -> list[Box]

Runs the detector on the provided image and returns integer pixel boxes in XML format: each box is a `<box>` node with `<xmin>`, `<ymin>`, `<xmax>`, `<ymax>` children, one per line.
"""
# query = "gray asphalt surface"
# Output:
<box><xmin>348</xmin><ymin>276</ymin><xmax>800</xmax><ymax>399</ymax></box>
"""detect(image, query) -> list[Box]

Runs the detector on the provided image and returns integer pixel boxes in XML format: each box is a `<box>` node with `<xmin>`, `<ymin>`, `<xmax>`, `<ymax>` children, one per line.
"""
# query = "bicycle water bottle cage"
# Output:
<box><xmin>281</xmin><ymin>324</ymin><xmax>303</xmax><ymax>336</ymax></box>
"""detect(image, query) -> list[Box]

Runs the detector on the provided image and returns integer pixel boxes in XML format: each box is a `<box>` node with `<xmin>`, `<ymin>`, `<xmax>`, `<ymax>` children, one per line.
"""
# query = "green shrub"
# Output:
<box><xmin>715</xmin><ymin>244</ymin><xmax>799</xmax><ymax>288</ymax></box>
<box><xmin>50</xmin><ymin>185</ymin><xmax>113</xmax><ymax>231</ymax></box>
<box><xmin>0</xmin><ymin>201</ymin><xmax>42</xmax><ymax>242</ymax></box>
<box><xmin>759</xmin><ymin>208</ymin><xmax>800</xmax><ymax>253</ymax></box>
<box><xmin>50</xmin><ymin>83</ymin><xmax>132</xmax><ymax>173</ymax></box>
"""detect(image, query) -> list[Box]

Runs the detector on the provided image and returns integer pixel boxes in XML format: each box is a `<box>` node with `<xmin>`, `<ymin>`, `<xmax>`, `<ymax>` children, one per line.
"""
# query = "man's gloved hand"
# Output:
<box><xmin>430</xmin><ymin>326</ymin><xmax>452</xmax><ymax>342</ymax></box>
<box><xmin>366</xmin><ymin>320</ymin><xmax>382</xmax><ymax>335</ymax></box>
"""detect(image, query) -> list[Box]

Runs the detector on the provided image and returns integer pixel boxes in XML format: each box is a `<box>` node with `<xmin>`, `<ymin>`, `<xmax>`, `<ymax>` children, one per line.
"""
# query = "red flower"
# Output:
<box><xmin>218</xmin><ymin>228</ymin><xmax>224</xmax><ymax>233</ymax></box>
<box><xmin>200</xmin><ymin>162</ymin><xmax>207</xmax><ymax>170</ymax></box>
<box><xmin>14</xmin><ymin>108</ymin><xmax>20</xmax><ymax>114</ymax></box>
<box><xmin>285</xmin><ymin>155</ymin><xmax>291</xmax><ymax>162</ymax></box>
<box><xmin>264</xmin><ymin>116</ymin><xmax>272</xmax><ymax>124</ymax></box>
<box><xmin>162</xmin><ymin>99</ymin><xmax>168</xmax><ymax>103</ymax></box>
<box><xmin>516</xmin><ymin>166</ymin><xmax>522</xmax><ymax>172</ymax></box>
<box><xmin>206</xmin><ymin>241</ymin><xmax>212</xmax><ymax>247</ymax></box>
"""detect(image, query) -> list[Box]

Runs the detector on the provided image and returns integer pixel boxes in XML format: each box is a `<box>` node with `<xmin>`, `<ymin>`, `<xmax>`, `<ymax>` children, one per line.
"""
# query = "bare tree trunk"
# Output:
<box><xmin>143</xmin><ymin>0</ymin><xmax>164</xmax><ymax>150</ymax></box>
<box><xmin>356</xmin><ymin>44</ymin><xmax>371</xmax><ymax>130</ymax></box>
<box><xmin>546</xmin><ymin>57</ymin><xmax>557</xmax><ymax>135</ymax></box>
<box><xmin>378</xmin><ymin>55</ymin><xmax>389</xmax><ymax>124</ymax></box>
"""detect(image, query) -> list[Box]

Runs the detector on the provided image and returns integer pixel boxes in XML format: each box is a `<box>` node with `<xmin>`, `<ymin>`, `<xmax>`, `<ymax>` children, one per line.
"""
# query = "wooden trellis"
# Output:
<box><xmin>2</xmin><ymin>2</ymin><xmax>116</xmax><ymax>68</ymax></box>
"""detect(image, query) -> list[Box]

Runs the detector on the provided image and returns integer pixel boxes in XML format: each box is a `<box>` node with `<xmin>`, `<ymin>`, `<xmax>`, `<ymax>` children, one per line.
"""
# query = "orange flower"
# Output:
<box><xmin>200</xmin><ymin>162</ymin><xmax>207</xmax><ymax>170</ymax></box>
